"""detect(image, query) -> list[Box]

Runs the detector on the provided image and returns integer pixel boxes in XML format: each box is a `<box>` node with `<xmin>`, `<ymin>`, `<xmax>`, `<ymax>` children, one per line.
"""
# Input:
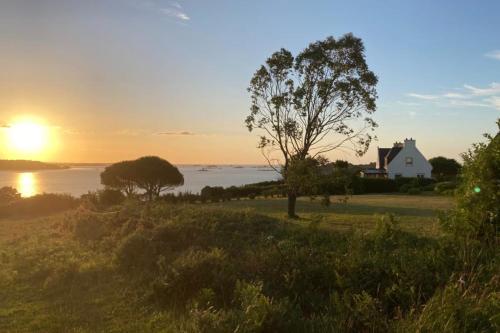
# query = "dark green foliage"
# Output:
<box><xmin>356</xmin><ymin>178</ymin><xmax>399</xmax><ymax>193</ymax></box>
<box><xmin>399</xmin><ymin>280</ymin><xmax>499</xmax><ymax>332</ymax></box>
<box><xmin>80</xmin><ymin>189</ymin><xmax>126</xmax><ymax>209</ymax></box>
<box><xmin>162</xmin><ymin>191</ymin><xmax>200</xmax><ymax>204</ymax></box>
<box><xmin>101</xmin><ymin>156</ymin><xmax>184</xmax><ymax>200</ymax></box>
<box><xmin>201</xmin><ymin>186</ymin><xmax>225</xmax><ymax>202</ymax></box>
<box><xmin>443</xmin><ymin>120</ymin><xmax>499</xmax><ymax>242</ymax></box>
<box><xmin>350</xmin><ymin>177</ymin><xmax>435</xmax><ymax>194</ymax></box>
<box><xmin>98</xmin><ymin>189</ymin><xmax>125</xmax><ymax>206</ymax></box>
<box><xmin>72</xmin><ymin>211</ymin><xmax>110</xmax><ymax>242</ymax></box>
<box><xmin>0</xmin><ymin>193</ymin><xmax>78</xmax><ymax>218</ymax></box>
<box><xmin>394</xmin><ymin>177</ymin><xmax>435</xmax><ymax>190</ymax></box>
<box><xmin>429</xmin><ymin>156</ymin><xmax>462</xmax><ymax>181</ymax></box>
<box><xmin>133</xmin><ymin>156</ymin><xmax>184</xmax><ymax>200</ymax></box>
<box><xmin>100</xmin><ymin>160</ymin><xmax>137</xmax><ymax>196</ymax></box>
<box><xmin>199</xmin><ymin>182</ymin><xmax>285</xmax><ymax>201</ymax></box>
<box><xmin>407</xmin><ymin>187</ymin><xmax>421</xmax><ymax>195</ymax></box>
<box><xmin>0</xmin><ymin>186</ymin><xmax>21</xmax><ymax>204</ymax></box>
<box><xmin>331</xmin><ymin>159</ymin><xmax>350</xmax><ymax>169</ymax></box>
<box><xmin>116</xmin><ymin>232</ymin><xmax>157</xmax><ymax>272</ymax></box>
<box><xmin>434</xmin><ymin>181</ymin><xmax>457</xmax><ymax>194</ymax></box>
<box><xmin>79</xmin><ymin>205</ymin><xmax>463</xmax><ymax>331</ymax></box>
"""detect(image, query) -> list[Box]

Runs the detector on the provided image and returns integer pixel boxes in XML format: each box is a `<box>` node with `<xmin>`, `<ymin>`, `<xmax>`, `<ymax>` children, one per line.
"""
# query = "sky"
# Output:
<box><xmin>0</xmin><ymin>0</ymin><xmax>499</xmax><ymax>164</ymax></box>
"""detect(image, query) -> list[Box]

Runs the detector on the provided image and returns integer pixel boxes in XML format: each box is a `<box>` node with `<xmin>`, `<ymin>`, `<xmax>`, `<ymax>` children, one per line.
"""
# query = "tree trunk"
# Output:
<box><xmin>287</xmin><ymin>192</ymin><xmax>298</xmax><ymax>218</ymax></box>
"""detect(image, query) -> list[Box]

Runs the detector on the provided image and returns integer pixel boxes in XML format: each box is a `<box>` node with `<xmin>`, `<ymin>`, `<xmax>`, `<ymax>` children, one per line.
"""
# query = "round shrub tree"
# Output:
<box><xmin>101</xmin><ymin>156</ymin><xmax>184</xmax><ymax>201</ymax></box>
<box><xmin>100</xmin><ymin>160</ymin><xmax>137</xmax><ymax>196</ymax></box>
<box><xmin>132</xmin><ymin>156</ymin><xmax>184</xmax><ymax>201</ymax></box>
<box><xmin>0</xmin><ymin>186</ymin><xmax>21</xmax><ymax>203</ymax></box>
<box><xmin>429</xmin><ymin>156</ymin><xmax>462</xmax><ymax>181</ymax></box>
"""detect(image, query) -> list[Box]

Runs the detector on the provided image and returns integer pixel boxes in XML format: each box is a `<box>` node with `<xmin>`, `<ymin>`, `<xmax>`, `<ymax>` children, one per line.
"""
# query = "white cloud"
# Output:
<box><xmin>169</xmin><ymin>1</ymin><xmax>182</xmax><ymax>9</ymax></box>
<box><xmin>157</xmin><ymin>130</ymin><xmax>196</xmax><ymax>136</ymax></box>
<box><xmin>406</xmin><ymin>93</ymin><xmax>440</xmax><ymax>100</ymax></box>
<box><xmin>486</xmin><ymin>96</ymin><xmax>500</xmax><ymax>110</ymax></box>
<box><xmin>442</xmin><ymin>92</ymin><xmax>469</xmax><ymax>99</ymax></box>
<box><xmin>485</xmin><ymin>50</ymin><xmax>500</xmax><ymax>60</ymax></box>
<box><xmin>397</xmin><ymin>101</ymin><xmax>421</xmax><ymax>106</ymax></box>
<box><xmin>160</xmin><ymin>3</ymin><xmax>190</xmax><ymax>21</ymax></box>
<box><xmin>407</xmin><ymin>82</ymin><xmax>500</xmax><ymax>111</ymax></box>
<box><xmin>463</xmin><ymin>82</ymin><xmax>500</xmax><ymax>96</ymax></box>
<box><xmin>448</xmin><ymin>100</ymin><xmax>490</xmax><ymax>108</ymax></box>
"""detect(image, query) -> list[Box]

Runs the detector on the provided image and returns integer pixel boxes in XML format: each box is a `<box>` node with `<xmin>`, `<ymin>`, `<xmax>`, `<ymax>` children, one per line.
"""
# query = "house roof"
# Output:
<box><xmin>378</xmin><ymin>146</ymin><xmax>402</xmax><ymax>169</ymax></box>
<box><xmin>385</xmin><ymin>146</ymin><xmax>402</xmax><ymax>165</ymax></box>
<box><xmin>378</xmin><ymin>148</ymin><xmax>390</xmax><ymax>169</ymax></box>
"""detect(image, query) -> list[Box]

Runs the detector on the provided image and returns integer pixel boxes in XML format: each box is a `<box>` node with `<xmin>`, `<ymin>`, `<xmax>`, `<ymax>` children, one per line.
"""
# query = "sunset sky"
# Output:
<box><xmin>0</xmin><ymin>0</ymin><xmax>499</xmax><ymax>164</ymax></box>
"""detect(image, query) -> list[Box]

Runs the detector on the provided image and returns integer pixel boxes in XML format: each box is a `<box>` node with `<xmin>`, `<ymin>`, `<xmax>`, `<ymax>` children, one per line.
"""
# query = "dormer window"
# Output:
<box><xmin>405</xmin><ymin>157</ymin><xmax>413</xmax><ymax>166</ymax></box>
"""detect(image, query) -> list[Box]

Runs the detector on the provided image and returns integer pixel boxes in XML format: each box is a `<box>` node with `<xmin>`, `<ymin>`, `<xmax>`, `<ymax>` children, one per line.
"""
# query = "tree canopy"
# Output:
<box><xmin>100</xmin><ymin>161</ymin><xmax>137</xmax><ymax>196</ymax></box>
<box><xmin>101</xmin><ymin>156</ymin><xmax>184</xmax><ymax>200</ymax></box>
<box><xmin>0</xmin><ymin>186</ymin><xmax>21</xmax><ymax>203</ymax></box>
<box><xmin>246</xmin><ymin>34</ymin><xmax>377</xmax><ymax>217</ymax></box>
<box><xmin>449</xmin><ymin>120</ymin><xmax>499</xmax><ymax>242</ymax></box>
<box><xmin>429</xmin><ymin>156</ymin><xmax>461</xmax><ymax>180</ymax></box>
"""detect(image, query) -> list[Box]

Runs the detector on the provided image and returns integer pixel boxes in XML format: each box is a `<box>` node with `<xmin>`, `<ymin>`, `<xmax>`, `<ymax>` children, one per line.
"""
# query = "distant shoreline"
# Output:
<box><xmin>0</xmin><ymin>160</ymin><xmax>69</xmax><ymax>172</ymax></box>
<box><xmin>0</xmin><ymin>161</ymin><xmax>277</xmax><ymax>172</ymax></box>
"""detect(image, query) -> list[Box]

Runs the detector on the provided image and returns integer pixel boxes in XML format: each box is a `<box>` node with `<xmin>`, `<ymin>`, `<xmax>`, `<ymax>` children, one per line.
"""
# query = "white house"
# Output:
<box><xmin>361</xmin><ymin>138</ymin><xmax>432</xmax><ymax>179</ymax></box>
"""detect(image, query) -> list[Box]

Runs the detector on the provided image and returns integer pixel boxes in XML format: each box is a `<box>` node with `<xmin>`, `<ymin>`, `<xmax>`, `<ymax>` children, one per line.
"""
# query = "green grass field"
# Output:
<box><xmin>212</xmin><ymin>194</ymin><xmax>454</xmax><ymax>236</ymax></box>
<box><xmin>0</xmin><ymin>194</ymin><xmax>459</xmax><ymax>332</ymax></box>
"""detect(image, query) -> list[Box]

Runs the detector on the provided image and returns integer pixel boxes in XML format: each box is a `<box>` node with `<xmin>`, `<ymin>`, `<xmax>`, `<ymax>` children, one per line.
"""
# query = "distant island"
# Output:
<box><xmin>0</xmin><ymin>160</ymin><xmax>68</xmax><ymax>171</ymax></box>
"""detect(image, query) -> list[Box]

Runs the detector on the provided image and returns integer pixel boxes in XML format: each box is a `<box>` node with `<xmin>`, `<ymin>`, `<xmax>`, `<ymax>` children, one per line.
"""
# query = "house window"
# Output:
<box><xmin>417</xmin><ymin>173</ymin><xmax>425</xmax><ymax>179</ymax></box>
<box><xmin>405</xmin><ymin>157</ymin><xmax>413</xmax><ymax>166</ymax></box>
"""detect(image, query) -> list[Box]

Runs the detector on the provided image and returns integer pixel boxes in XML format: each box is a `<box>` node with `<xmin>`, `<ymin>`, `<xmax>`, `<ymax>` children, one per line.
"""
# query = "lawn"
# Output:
<box><xmin>212</xmin><ymin>193</ymin><xmax>455</xmax><ymax>236</ymax></box>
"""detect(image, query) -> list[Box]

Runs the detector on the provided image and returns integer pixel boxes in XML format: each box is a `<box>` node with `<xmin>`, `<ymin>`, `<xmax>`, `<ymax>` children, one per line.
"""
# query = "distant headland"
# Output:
<box><xmin>0</xmin><ymin>160</ymin><xmax>68</xmax><ymax>171</ymax></box>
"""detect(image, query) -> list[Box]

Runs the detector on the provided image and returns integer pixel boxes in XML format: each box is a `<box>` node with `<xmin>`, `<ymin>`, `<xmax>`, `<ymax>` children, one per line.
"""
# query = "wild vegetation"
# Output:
<box><xmin>0</xmin><ymin>188</ymin><xmax>78</xmax><ymax>218</ymax></box>
<box><xmin>0</xmin><ymin>134</ymin><xmax>497</xmax><ymax>332</ymax></box>
<box><xmin>0</xmin><ymin>122</ymin><xmax>498</xmax><ymax>332</ymax></box>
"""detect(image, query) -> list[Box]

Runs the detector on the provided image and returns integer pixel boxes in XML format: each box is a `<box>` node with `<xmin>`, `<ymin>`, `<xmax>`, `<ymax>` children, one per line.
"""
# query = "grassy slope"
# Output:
<box><xmin>212</xmin><ymin>194</ymin><xmax>454</xmax><ymax>237</ymax></box>
<box><xmin>0</xmin><ymin>216</ymin><xmax>179</xmax><ymax>333</ymax></box>
<box><xmin>0</xmin><ymin>194</ymin><xmax>454</xmax><ymax>332</ymax></box>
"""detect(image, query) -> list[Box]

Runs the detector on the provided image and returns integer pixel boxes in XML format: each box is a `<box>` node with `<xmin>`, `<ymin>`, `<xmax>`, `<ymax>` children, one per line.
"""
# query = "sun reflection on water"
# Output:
<box><xmin>17</xmin><ymin>172</ymin><xmax>38</xmax><ymax>197</ymax></box>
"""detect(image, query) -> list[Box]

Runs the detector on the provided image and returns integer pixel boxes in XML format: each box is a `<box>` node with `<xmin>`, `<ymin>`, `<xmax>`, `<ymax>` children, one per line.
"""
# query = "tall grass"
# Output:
<box><xmin>2</xmin><ymin>200</ymin><xmax>497</xmax><ymax>332</ymax></box>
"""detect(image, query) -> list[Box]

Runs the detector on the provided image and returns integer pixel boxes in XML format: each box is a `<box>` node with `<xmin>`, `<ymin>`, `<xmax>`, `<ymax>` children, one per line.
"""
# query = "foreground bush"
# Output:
<box><xmin>3</xmin><ymin>194</ymin><xmax>498</xmax><ymax>332</ymax></box>
<box><xmin>434</xmin><ymin>181</ymin><xmax>457</xmax><ymax>194</ymax></box>
<box><xmin>0</xmin><ymin>186</ymin><xmax>21</xmax><ymax>203</ymax></box>
<box><xmin>452</xmin><ymin>122</ymin><xmax>499</xmax><ymax>241</ymax></box>
<box><xmin>59</xmin><ymin>205</ymin><xmax>465</xmax><ymax>331</ymax></box>
<box><xmin>0</xmin><ymin>193</ymin><xmax>78</xmax><ymax>218</ymax></box>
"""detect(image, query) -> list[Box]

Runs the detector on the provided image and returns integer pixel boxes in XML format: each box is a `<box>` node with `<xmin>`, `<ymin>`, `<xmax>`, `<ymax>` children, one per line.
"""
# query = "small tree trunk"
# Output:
<box><xmin>287</xmin><ymin>192</ymin><xmax>298</xmax><ymax>218</ymax></box>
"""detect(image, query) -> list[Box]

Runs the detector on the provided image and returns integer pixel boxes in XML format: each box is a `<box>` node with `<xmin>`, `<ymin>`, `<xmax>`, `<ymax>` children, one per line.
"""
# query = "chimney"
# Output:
<box><xmin>393</xmin><ymin>141</ymin><xmax>403</xmax><ymax>147</ymax></box>
<box><xmin>404</xmin><ymin>138</ymin><xmax>416</xmax><ymax>148</ymax></box>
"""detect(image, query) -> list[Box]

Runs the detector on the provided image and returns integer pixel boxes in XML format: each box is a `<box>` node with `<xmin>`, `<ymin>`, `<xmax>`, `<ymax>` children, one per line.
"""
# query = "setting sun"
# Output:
<box><xmin>7</xmin><ymin>121</ymin><xmax>48</xmax><ymax>154</ymax></box>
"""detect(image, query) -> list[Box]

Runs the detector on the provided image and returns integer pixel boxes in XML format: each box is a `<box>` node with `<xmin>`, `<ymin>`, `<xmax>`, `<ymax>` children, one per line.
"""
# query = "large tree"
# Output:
<box><xmin>101</xmin><ymin>156</ymin><xmax>184</xmax><ymax>201</ymax></box>
<box><xmin>101</xmin><ymin>161</ymin><xmax>137</xmax><ymax>196</ymax></box>
<box><xmin>429</xmin><ymin>156</ymin><xmax>461</xmax><ymax>181</ymax></box>
<box><xmin>246</xmin><ymin>34</ymin><xmax>378</xmax><ymax>217</ymax></box>
<box><xmin>133</xmin><ymin>156</ymin><xmax>184</xmax><ymax>201</ymax></box>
